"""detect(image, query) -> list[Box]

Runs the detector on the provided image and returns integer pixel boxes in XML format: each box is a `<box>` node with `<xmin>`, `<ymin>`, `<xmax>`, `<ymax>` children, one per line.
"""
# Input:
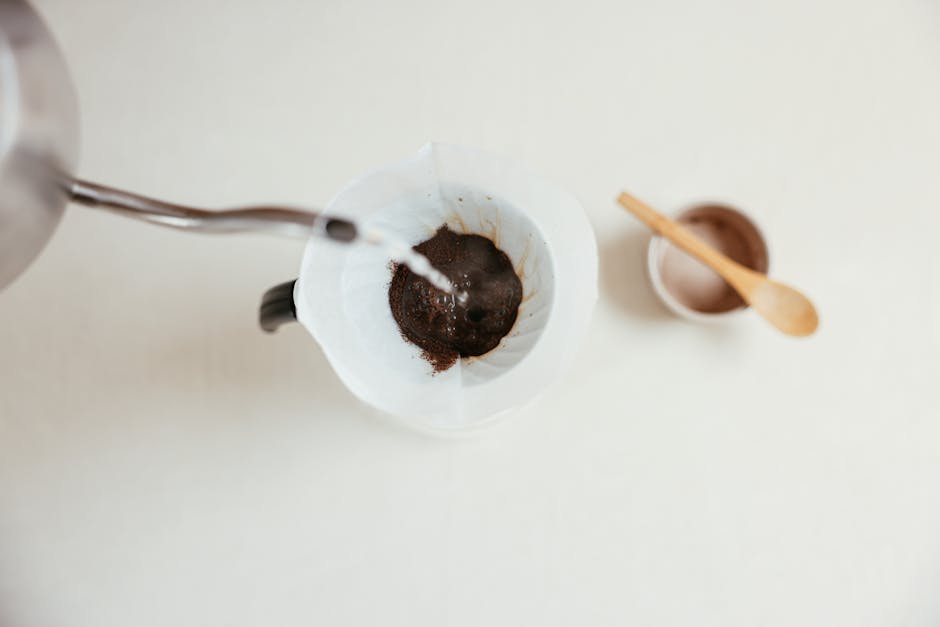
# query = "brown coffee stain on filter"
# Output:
<box><xmin>475</xmin><ymin>203</ymin><xmax>501</xmax><ymax>248</ymax></box>
<box><xmin>658</xmin><ymin>205</ymin><xmax>769</xmax><ymax>313</ymax></box>
<box><xmin>451</xmin><ymin>199</ymin><xmax>469</xmax><ymax>234</ymax></box>
<box><xmin>516</xmin><ymin>236</ymin><xmax>538</xmax><ymax>305</ymax></box>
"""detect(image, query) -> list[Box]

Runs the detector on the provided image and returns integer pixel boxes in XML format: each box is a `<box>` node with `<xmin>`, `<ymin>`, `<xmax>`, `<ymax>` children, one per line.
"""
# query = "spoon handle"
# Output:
<box><xmin>616</xmin><ymin>191</ymin><xmax>760</xmax><ymax>293</ymax></box>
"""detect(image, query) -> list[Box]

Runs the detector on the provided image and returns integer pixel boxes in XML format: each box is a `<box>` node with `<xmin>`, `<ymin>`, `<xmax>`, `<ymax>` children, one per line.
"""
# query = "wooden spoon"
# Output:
<box><xmin>617</xmin><ymin>191</ymin><xmax>818</xmax><ymax>337</ymax></box>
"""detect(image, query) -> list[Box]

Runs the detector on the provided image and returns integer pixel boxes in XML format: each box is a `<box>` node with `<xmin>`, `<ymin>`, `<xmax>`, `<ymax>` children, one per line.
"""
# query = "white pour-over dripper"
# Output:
<box><xmin>290</xmin><ymin>144</ymin><xmax>597</xmax><ymax>431</ymax></box>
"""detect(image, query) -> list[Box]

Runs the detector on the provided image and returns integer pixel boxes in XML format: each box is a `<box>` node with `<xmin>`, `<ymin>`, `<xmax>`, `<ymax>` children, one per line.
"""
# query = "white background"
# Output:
<box><xmin>1</xmin><ymin>1</ymin><xmax>939</xmax><ymax>625</ymax></box>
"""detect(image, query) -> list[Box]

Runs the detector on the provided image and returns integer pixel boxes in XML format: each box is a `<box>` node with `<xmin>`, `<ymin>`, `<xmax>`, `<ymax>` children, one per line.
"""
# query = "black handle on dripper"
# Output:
<box><xmin>259</xmin><ymin>280</ymin><xmax>298</xmax><ymax>333</ymax></box>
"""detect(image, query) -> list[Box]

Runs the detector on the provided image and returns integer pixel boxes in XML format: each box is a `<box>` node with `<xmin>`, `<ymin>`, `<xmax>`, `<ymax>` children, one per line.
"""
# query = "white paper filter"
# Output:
<box><xmin>295</xmin><ymin>144</ymin><xmax>597</xmax><ymax>430</ymax></box>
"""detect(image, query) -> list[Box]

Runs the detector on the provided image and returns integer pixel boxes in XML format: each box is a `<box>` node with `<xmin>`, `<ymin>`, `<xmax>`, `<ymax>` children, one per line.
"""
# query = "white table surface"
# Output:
<box><xmin>2</xmin><ymin>1</ymin><xmax>939</xmax><ymax>625</ymax></box>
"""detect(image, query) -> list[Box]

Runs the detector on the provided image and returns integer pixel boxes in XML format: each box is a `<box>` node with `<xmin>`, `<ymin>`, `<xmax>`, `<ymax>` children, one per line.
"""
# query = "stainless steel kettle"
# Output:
<box><xmin>0</xmin><ymin>0</ymin><xmax>340</xmax><ymax>291</ymax></box>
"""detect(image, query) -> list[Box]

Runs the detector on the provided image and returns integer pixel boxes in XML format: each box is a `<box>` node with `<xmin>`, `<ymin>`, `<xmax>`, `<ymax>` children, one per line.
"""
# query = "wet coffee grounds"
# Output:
<box><xmin>388</xmin><ymin>226</ymin><xmax>523</xmax><ymax>372</ymax></box>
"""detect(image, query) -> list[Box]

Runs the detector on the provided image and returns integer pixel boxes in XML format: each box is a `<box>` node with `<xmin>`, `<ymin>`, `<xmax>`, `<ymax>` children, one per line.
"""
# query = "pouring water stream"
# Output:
<box><xmin>360</xmin><ymin>226</ymin><xmax>469</xmax><ymax>305</ymax></box>
<box><xmin>68</xmin><ymin>178</ymin><xmax>468</xmax><ymax>304</ymax></box>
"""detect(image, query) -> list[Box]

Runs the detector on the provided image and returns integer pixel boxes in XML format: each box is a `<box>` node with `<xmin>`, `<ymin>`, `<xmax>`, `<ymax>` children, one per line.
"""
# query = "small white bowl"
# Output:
<box><xmin>647</xmin><ymin>203</ymin><xmax>770</xmax><ymax>322</ymax></box>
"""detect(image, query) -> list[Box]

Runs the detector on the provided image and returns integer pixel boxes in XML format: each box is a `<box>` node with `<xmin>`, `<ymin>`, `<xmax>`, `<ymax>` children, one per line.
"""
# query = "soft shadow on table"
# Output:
<box><xmin>599</xmin><ymin>227</ymin><xmax>749</xmax><ymax>345</ymax></box>
<box><xmin>42</xmin><ymin>299</ymin><xmax>417</xmax><ymax>444</ymax></box>
<box><xmin>140</xmin><ymin>313</ymin><xmax>434</xmax><ymax>441</ymax></box>
<box><xmin>156</xmin><ymin>322</ymin><xmax>348</xmax><ymax>403</ymax></box>
<box><xmin>599</xmin><ymin>227</ymin><xmax>672</xmax><ymax>322</ymax></box>
<box><xmin>154</xmin><ymin>320</ymin><xmax>374</xmax><ymax>413</ymax></box>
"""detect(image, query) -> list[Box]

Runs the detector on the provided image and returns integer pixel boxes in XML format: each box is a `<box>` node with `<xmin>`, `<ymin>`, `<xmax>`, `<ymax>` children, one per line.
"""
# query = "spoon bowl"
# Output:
<box><xmin>748</xmin><ymin>277</ymin><xmax>819</xmax><ymax>337</ymax></box>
